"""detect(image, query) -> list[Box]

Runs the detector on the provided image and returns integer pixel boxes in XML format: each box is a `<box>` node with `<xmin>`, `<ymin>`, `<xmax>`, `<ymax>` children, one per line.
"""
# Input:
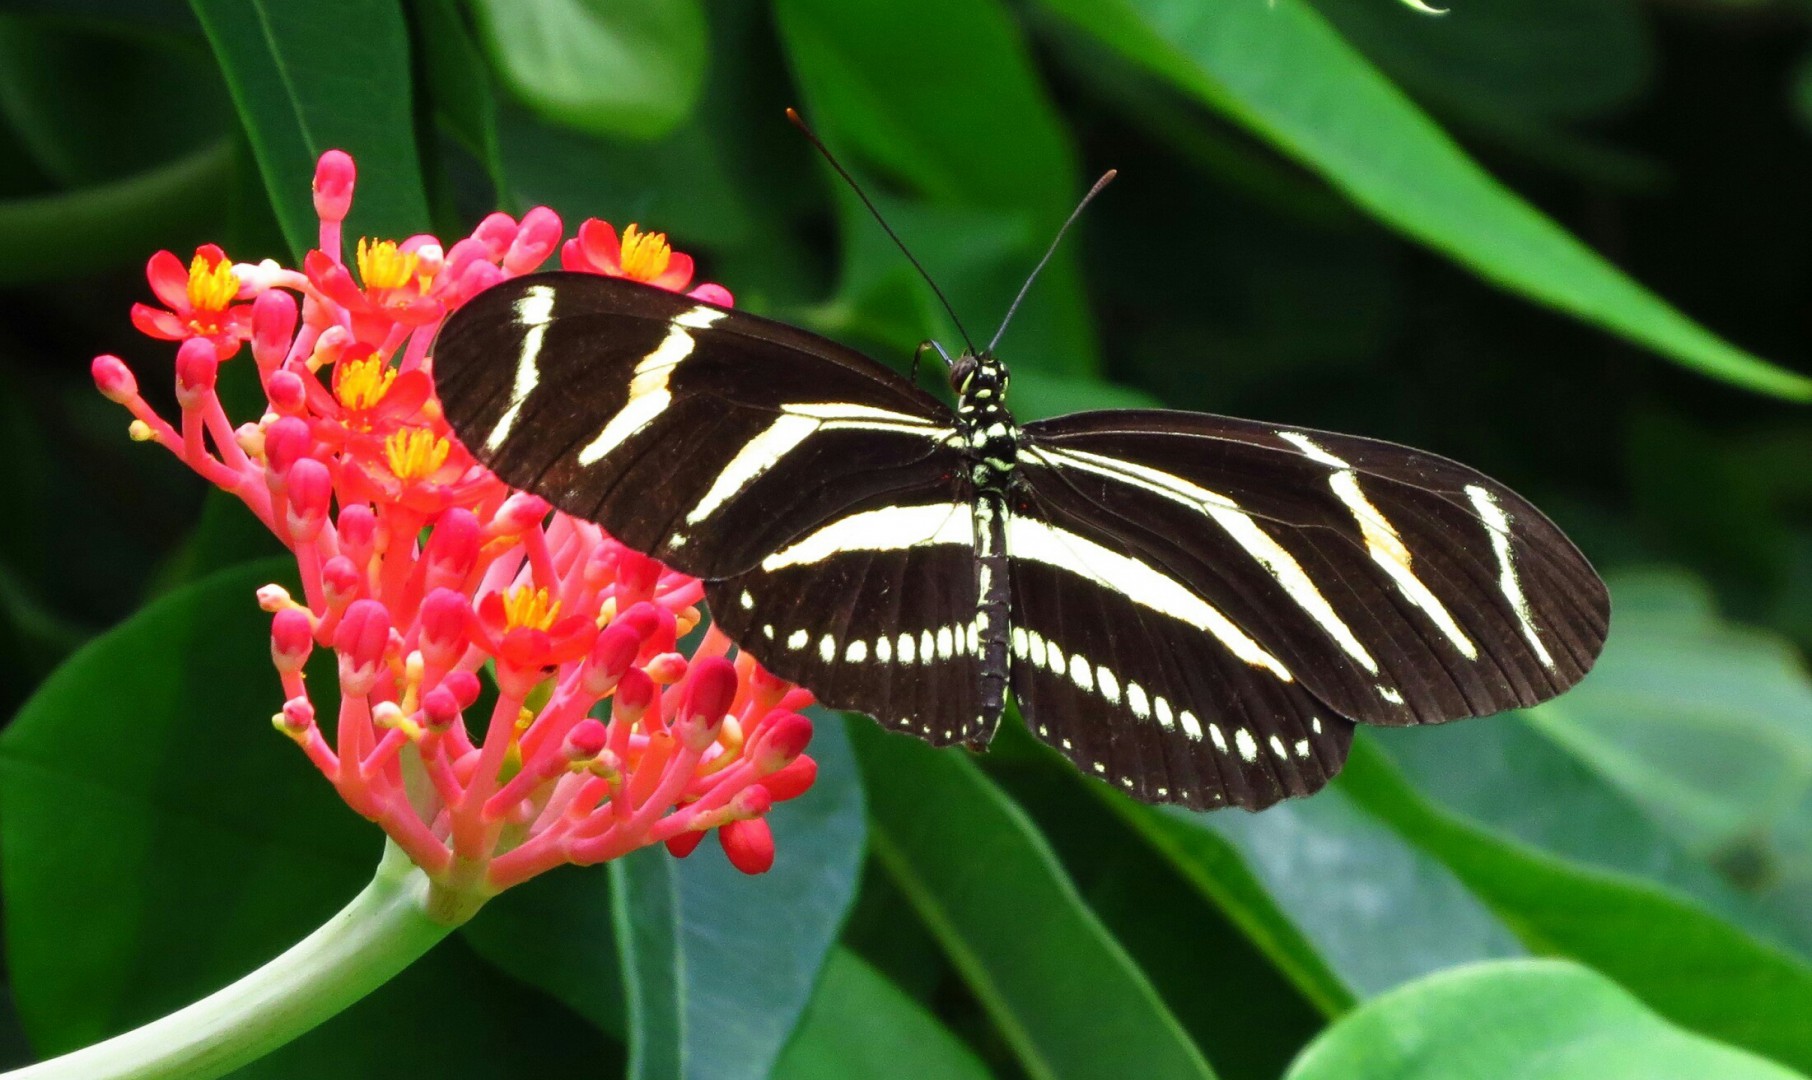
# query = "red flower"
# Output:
<box><xmin>130</xmin><ymin>244</ymin><xmax>253</xmax><ymax>356</ymax></box>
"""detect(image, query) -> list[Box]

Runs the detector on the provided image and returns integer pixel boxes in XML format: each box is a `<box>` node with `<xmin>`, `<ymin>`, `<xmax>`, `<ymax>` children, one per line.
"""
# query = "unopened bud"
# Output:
<box><xmin>719</xmin><ymin>816</ymin><xmax>774</xmax><ymax>875</ymax></box>
<box><xmin>312</xmin><ymin>150</ymin><xmax>356</xmax><ymax>223</ymax></box>
<box><xmin>91</xmin><ymin>355</ymin><xmax>137</xmax><ymax>403</ymax></box>
<box><xmin>270</xmin><ymin>607</ymin><xmax>315</xmax><ymax>674</ymax></box>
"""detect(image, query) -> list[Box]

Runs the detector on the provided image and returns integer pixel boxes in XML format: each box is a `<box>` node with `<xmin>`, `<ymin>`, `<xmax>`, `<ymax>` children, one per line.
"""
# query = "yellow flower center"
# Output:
<box><xmin>186</xmin><ymin>253</ymin><xmax>240</xmax><ymax>313</ymax></box>
<box><xmin>383</xmin><ymin>427</ymin><xmax>450</xmax><ymax>481</ymax></box>
<box><xmin>334</xmin><ymin>354</ymin><xmax>398</xmax><ymax>412</ymax></box>
<box><xmin>357</xmin><ymin>238</ymin><xmax>421</xmax><ymax>292</ymax></box>
<box><xmin>502</xmin><ymin>586</ymin><xmax>562</xmax><ymax>633</ymax></box>
<box><xmin>618</xmin><ymin>224</ymin><xmax>672</xmax><ymax>282</ymax></box>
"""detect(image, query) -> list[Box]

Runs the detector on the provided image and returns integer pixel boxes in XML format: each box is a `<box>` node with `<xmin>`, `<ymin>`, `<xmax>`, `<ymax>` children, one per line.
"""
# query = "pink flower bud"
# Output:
<box><xmin>91</xmin><ymin>355</ymin><xmax>137</xmax><ymax>403</ymax></box>
<box><xmin>504</xmin><ymin>207</ymin><xmax>563</xmax><ymax>274</ymax></box>
<box><xmin>337</xmin><ymin>504</ymin><xmax>376</xmax><ymax>563</ymax></box>
<box><xmin>285</xmin><ymin>458</ymin><xmax>333</xmax><ymax>542</ymax></box>
<box><xmin>279</xmin><ymin>696</ymin><xmax>316</xmax><ymax>733</ymax></box>
<box><xmin>614</xmin><ymin>601</ymin><xmax>676</xmax><ymax>661</ymax></box>
<box><xmin>252</xmin><ymin>289</ymin><xmax>299</xmax><ymax>368</ymax></box>
<box><xmin>262</xmin><ymin>417</ymin><xmax>312</xmax><ymax>477</ymax></box>
<box><xmin>270</xmin><ymin>608</ymin><xmax>315</xmax><ymax>674</ymax></box>
<box><xmin>760</xmin><ymin>755</ymin><xmax>818</xmax><ymax>802</ymax></box>
<box><xmin>422</xmin><ymin>508</ymin><xmax>480</xmax><ymax>587</ymax></box>
<box><xmin>333</xmin><ymin>599</ymin><xmax>392</xmax><ymax>696</ymax></box>
<box><xmin>321</xmin><ymin>555</ymin><xmax>362</xmax><ymax>608</ymax></box>
<box><xmin>719</xmin><ymin>816</ymin><xmax>774</xmax><ymax>875</ymax></box>
<box><xmin>665</xmin><ymin>831</ymin><xmax>706</xmax><ymax>858</ymax></box>
<box><xmin>751</xmin><ymin>712</ymin><xmax>813</xmax><ymax>774</ymax></box>
<box><xmin>614</xmin><ymin>550</ymin><xmax>662</xmax><ymax>603</ymax></box>
<box><xmin>421</xmin><ymin>685</ymin><xmax>461</xmax><ymax>730</ymax></box>
<box><xmin>265</xmin><ymin>369</ymin><xmax>307</xmax><ymax>415</ymax></box>
<box><xmin>441</xmin><ymin>669</ymin><xmax>482</xmax><ymax>708</ymax></box>
<box><xmin>418</xmin><ymin>587</ymin><xmax>472</xmax><ymax>667</ymax></box>
<box><xmin>674</xmin><ymin>657</ymin><xmax>736</xmax><ymax>750</ymax></box>
<box><xmin>612</xmin><ymin>667</ymin><xmax>656</xmax><ymax>722</ymax></box>
<box><xmin>646</xmin><ymin>652</ymin><xmax>688</xmax><ymax>685</ymax></box>
<box><xmin>313</xmin><ymin>150</ymin><xmax>356</xmax><ymax>223</ymax></box>
<box><xmin>582</xmin><ymin>622</ymin><xmax>641</xmax><ymax>696</ymax></box>
<box><xmin>688</xmin><ymin>283</ymin><xmax>734</xmax><ymax>308</ymax></box>
<box><xmin>470</xmin><ymin>212</ymin><xmax>518</xmax><ymax>259</ymax></box>
<box><xmin>174</xmin><ymin>339</ymin><xmax>219</xmax><ymax>409</ymax></box>
<box><xmin>564</xmin><ymin>718</ymin><xmax>609</xmax><ymax>761</ymax></box>
<box><xmin>494</xmin><ymin>492</ymin><xmax>551</xmax><ymax>534</ymax></box>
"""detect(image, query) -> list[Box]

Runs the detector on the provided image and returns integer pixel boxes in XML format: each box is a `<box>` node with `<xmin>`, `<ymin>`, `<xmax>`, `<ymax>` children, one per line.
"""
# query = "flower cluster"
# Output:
<box><xmin>93</xmin><ymin>151</ymin><xmax>816</xmax><ymax>911</ymax></box>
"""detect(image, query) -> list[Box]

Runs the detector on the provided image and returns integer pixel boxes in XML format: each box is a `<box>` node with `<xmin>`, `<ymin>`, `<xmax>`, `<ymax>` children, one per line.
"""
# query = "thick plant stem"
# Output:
<box><xmin>3</xmin><ymin>843</ymin><xmax>466</xmax><ymax>1080</ymax></box>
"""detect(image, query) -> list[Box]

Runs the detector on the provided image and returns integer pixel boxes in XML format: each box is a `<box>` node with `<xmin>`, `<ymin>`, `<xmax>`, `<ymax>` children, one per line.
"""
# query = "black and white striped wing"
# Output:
<box><xmin>1015</xmin><ymin>410</ymin><xmax>1608</xmax><ymax>742</ymax></box>
<box><xmin>432</xmin><ymin>272</ymin><xmax>959</xmax><ymax>580</ymax></box>
<box><xmin>1006</xmin><ymin>484</ymin><xmax>1356</xmax><ymax>810</ymax></box>
<box><xmin>703</xmin><ymin>497</ymin><xmax>998</xmax><ymax>747</ymax></box>
<box><xmin>432</xmin><ymin>272</ymin><xmax>993</xmax><ymax>743</ymax></box>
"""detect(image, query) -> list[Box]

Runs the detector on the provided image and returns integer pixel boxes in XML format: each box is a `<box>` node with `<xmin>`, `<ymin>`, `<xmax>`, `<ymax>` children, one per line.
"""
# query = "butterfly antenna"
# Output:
<box><xmin>787</xmin><ymin>107</ymin><xmax>978</xmax><ymax>355</ymax></box>
<box><xmin>987</xmin><ymin>169</ymin><xmax>1117</xmax><ymax>355</ymax></box>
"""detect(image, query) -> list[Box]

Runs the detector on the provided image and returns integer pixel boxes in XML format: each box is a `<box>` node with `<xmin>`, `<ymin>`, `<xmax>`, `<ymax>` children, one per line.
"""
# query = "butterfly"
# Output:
<box><xmin>431</xmin><ymin>113</ymin><xmax>1607</xmax><ymax>810</ymax></box>
<box><xmin>428</xmin><ymin>258</ymin><xmax>1607</xmax><ymax>811</ymax></box>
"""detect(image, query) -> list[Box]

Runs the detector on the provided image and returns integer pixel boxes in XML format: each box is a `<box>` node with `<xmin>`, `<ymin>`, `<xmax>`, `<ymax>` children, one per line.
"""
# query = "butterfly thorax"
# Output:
<box><xmin>951</xmin><ymin>351</ymin><xmax>1018</xmax><ymax>495</ymax></box>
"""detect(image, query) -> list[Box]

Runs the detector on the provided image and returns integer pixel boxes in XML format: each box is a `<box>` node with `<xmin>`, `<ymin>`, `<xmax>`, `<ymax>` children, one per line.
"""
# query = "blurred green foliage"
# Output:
<box><xmin>2</xmin><ymin>0</ymin><xmax>1811</xmax><ymax>1077</ymax></box>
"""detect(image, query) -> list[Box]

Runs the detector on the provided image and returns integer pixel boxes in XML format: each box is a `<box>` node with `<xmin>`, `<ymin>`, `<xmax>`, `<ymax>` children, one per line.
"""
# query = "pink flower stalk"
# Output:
<box><xmin>94</xmin><ymin>151</ymin><xmax>816</xmax><ymax>904</ymax></box>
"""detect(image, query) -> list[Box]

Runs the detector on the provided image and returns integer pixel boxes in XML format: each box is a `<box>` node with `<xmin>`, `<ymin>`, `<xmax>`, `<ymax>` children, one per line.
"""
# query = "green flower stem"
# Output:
<box><xmin>3</xmin><ymin>843</ymin><xmax>469</xmax><ymax>1080</ymax></box>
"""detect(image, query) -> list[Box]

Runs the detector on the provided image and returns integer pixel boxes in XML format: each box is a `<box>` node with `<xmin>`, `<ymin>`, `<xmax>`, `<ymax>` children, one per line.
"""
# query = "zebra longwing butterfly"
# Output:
<box><xmin>429</xmin><ymin>267</ymin><xmax>1608</xmax><ymax>811</ymax></box>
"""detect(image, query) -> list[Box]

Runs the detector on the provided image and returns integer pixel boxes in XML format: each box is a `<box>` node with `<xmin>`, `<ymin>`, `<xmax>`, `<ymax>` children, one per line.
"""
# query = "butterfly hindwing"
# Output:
<box><xmin>1005</xmin><ymin>486</ymin><xmax>1354</xmax><ymax>810</ymax></box>
<box><xmin>704</xmin><ymin>495</ymin><xmax>998</xmax><ymax>747</ymax></box>
<box><xmin>1018</xmin><ymin>409</ymin><xmax>1608</xmax><ymax>728</ymax></box>
<box><xmin>432</xmin><ymin>272</ymin><xmax>960</xmax><ymax>579</ymax></box>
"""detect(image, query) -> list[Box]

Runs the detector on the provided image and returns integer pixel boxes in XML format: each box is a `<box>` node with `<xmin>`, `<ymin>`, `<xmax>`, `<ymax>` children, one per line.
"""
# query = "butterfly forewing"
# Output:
<box><xmin>432</xmin><ymin>272</ymin><xmax>959</xmax><ymax>579</ymax></box>
<box><xmin>1018</xmin><ymin>410</ymin><xmax>1609</xmax><ymax>728</ymax></box>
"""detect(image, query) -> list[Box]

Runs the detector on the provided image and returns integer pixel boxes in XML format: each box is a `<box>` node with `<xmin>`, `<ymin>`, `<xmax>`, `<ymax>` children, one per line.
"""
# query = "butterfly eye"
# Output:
<box><xmin>948</xmin><ymin>354</ymin><xmax>979</xmax><ymax>394</ymax></box>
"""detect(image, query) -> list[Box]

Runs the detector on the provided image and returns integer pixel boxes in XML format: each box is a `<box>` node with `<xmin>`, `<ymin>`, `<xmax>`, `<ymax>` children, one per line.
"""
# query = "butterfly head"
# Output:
<box><xmin>950</xmin><ymin>350</ymin><xmax>1010</xmax><ymax>411</ymax></box>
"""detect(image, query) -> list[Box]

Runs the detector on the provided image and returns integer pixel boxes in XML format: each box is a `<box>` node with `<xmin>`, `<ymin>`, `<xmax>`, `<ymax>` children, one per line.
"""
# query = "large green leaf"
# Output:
<box><xmin>851</xmin><ymin>721</ymin><xmax>1217</xmax><ymax>1080</ymax></box>
<box><xmin>1119</xmin><ymin>784</ymin><xmax>1522</xmax><ymax>1011</ymax></box>
<box><xmin>1287</xmin><ymin>959</ymin><xmax>1807</xmax><ymax>1080</ymax></box>
<box><xmin>773</xmin><ymin>947</ymin><xmax>993</xmax><ymax>1080</ymax></box>
<box><xmin>1342</xmin><ymin>737</ymin><xmax>1812</xmax><ymax>1071</ymax></box>
<box><xmin>0</xmin><ymin>560</ymin><xmax>599</xmax><ymax>1073</ymax></box>
<box><xmin>189</xmin><ymin>0</ymin><xmax>431</xmax><ymax>261</ymax></box>
<box><xmin>0</xmin><ymin>139</ymin><xmax>233</xmax><ymax>284</ymax></box>
<box><xmin>467</xmin><ymin>0</ymin><xmax>706</xmax><ymax>141</ymax></box>
<box><xmin>611</xmin><ymin>708</ymin><xmax>864</xmax><ymax>1080</ymax></box>
<box><xmin>1525</xmin><ymin>570</ymin><xmax>1812</xmax><ymax>879</ymax></box>
<box><xmin>774</xmin><ymin>0</ymin><xmax>1099</xmax><ymax>377</ymax></box>
<box><xmin>1032</xmin><ymin>0</ymin><xmax>1812</xmax><ymax>400</ymax></box>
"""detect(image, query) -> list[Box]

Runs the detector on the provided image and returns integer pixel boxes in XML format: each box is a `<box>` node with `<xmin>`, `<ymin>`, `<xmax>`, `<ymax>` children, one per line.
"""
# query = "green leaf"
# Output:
<box><xmin>467</xmin><ymin>0</ymin><xmax>706</xmax><ymax>141</ymax></box>
<box><xmin>0</xmin><ymin>139</ymin><xmax>233</xmax><ymax>284</ymax></box>
<box><xmin>1286</xmin><ymin>959</ymin><xmax>1808</xmax><ymax>1080</ymax></box>
<box><xmin>774</xmin><ymin>0</ymin><xmax>1099</xmax><ymax>377</ymax></box>
<box><xmin>773</xmin><ymin>948</ymin><xmax>993</xmax><ymax>1080</ymax></box>
<box><xmin>0</xmin><ymin>16</ymin><xmax>230</xmax><ymax>188</ymax></box>
<box><xmin>611</xmin><ymin>709</ymin><xmax>865</xmax><ymax>1080</ymax></box>
<box><xmin>0</xmin><ymin>560</ymin><xmax>599</xmax><ymax>1073</ymax></box>
<box><xmin>189</xmin><ymin>0</ymin><xmax>431</xmax><ymax>261</ymax></box>
<box><xmin>1341</xmin><ymin>737</ymin><xmax>1812</xmax><ymax>1072</ymax></box>
<box><xmin>1524</xmin><ymin>569</ymin><xmax>1812</xmax><ymax>875</ymax></box>
<box><xmin>1373</xmin><ymin>716</ymin><xmax>1807</xmax><ymax>957</ymax></box>
<box><xmin>1119</xmin><ymin>785</ymin><xmax>1522</xmax><ymax>1012</ymax></box>
<box><xmin>1033</xmin><ymin>0</ymin><xmax>1812</xmax><ymax>400</ymax></box>
<box><xmin>459</xmin><ymin>864</ymin><xmax>625</xmax><ymax>1038</ymax></box>
<box><xmin>850</xmin><ymin>720</ymin><xmax>1218</xmax><ymax>1080</ymax></box>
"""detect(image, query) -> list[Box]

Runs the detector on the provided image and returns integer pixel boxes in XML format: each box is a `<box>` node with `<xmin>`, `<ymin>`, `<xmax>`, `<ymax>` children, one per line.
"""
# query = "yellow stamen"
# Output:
<box><xmin>384</xmin><ymin>427</ymin><xmax>450</xmax><ymax>481</ymax></box>
<box><xmin>618</xmin><ymin>224</ymin><xmax>673</xmax><ymax>282</ymax></box>
<box><xmin>357</xmin><ymin>238</ymin><xmax>421</xmax><ymax>292</ymax></box>
<box><xmin>335</xmin><ymin>354</ymin><xmax>398</xmax><ymax>412</ymax></box>
<box><xmin>502</xmin><ymin>585</ymin><xmax>562</xmax><ymax>633</ymax></box>
<box><xmin>186</xmin><ymin>254</ymin><xmax>240</xmax><ymax>313</ymax></box>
